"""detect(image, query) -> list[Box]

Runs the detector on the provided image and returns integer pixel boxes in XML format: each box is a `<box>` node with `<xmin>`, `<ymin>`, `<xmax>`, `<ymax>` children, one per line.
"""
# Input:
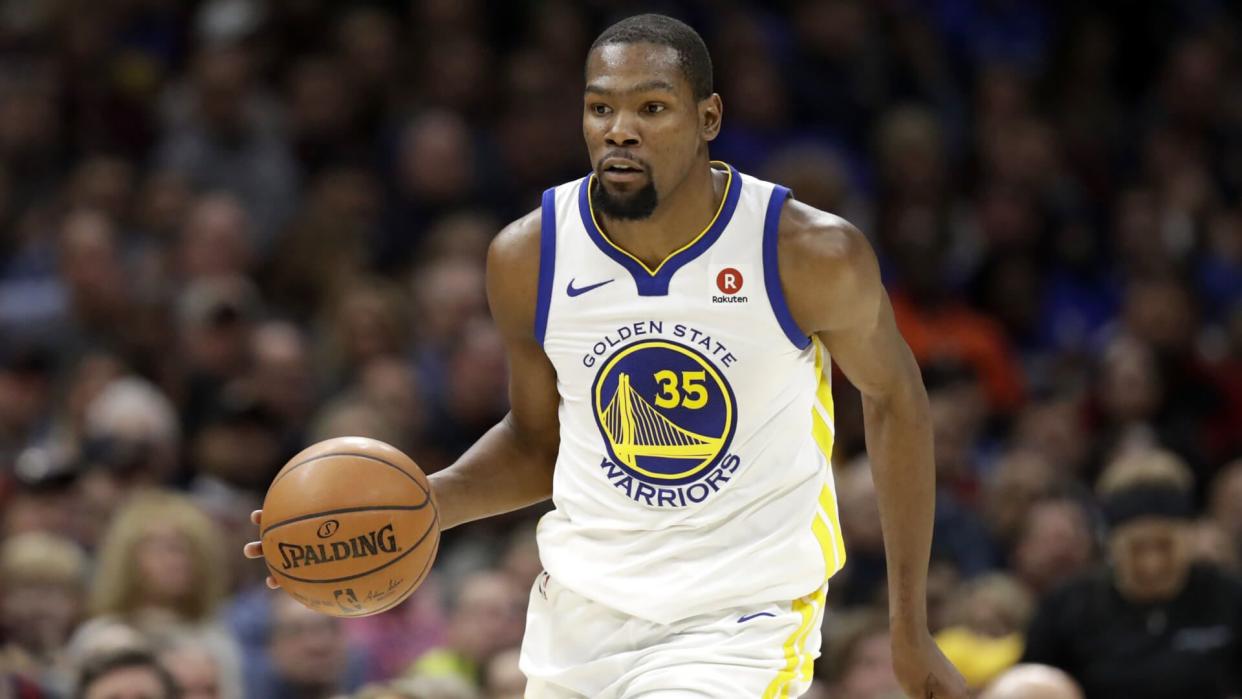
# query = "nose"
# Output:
<box><xmin>605</xmin><ymin>111</ymin><xmax>640</xmax><ymax>148</ymax></box>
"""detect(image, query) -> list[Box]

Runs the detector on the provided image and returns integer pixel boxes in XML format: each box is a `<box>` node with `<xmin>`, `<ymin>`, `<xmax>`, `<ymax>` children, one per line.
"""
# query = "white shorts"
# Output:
<box><xmin>519</xmin><ymin>572</ymin><xmax>826</xmax><ymax>698</ymax></box>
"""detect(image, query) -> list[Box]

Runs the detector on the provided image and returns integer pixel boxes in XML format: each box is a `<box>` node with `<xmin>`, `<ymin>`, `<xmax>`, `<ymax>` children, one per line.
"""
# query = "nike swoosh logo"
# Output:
<box><xmin>738</xmin><ymin>612</ymin><xmax>777</xmax><ymax>623</ymax></box>
<box><xmin>566</xmin><ymin>278</ymin><xmax>615</xmax><ymax>297</ymax></box>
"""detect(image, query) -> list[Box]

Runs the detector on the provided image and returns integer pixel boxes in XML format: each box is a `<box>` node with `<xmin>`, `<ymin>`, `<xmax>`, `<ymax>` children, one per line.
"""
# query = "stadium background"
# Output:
<box><xmin>0</xmin><ymin>0</ymin><xmax>1240</xmax><ymax>697</ymax></box>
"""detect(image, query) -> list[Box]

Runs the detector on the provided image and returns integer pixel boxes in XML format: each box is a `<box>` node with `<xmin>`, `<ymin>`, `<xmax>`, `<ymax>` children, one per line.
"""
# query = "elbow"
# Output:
<box><xmin>862</xmin><ymin>369</ymin><xmax>930</xmax><ymax>424</ymax></box>
<box><xmin>501</xmin><ymin>412</ymin><xmax>560</xmax><ymax>470</ymax></box>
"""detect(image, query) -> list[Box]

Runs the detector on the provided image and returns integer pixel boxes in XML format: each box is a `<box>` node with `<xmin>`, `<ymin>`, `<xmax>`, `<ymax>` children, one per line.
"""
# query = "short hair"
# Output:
<box><xmin>589</xmin><ymin>14</ymin><xmax>713</xmax><ymax>100</ymax></box>
<box><xmin>1097</xmin><ymin>447</ymin><xmax>1195</xmax><ymax>497</ymax></box>
<box><xmin>76</xmin><ymin>647</ymin><xmax>180</xmax><ymax>699</ymax></box>
<box><xmin>0</xmin><ymin>531</ymin><xmax>89</xmax><ymax>588</ymax></box>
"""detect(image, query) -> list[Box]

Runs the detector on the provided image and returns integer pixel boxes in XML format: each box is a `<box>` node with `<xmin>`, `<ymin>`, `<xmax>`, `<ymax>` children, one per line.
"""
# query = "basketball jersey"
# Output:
<box><xmin>533</xmin><ymin>162</ymin><xmax>846</xmax><ymax>624</ymax></box>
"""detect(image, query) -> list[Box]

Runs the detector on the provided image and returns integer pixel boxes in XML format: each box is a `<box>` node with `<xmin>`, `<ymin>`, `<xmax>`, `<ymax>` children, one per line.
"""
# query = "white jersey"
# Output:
<box><xmin>533</xmin><ymin>162</ymin><xmax>846</xmax><ymax>624</ymax></box>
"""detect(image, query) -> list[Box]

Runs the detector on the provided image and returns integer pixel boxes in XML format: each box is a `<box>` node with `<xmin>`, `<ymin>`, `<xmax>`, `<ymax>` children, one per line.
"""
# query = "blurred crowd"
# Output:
<box><xmin>1</xmin><ymin>1</ymin><xmax>1240</xmax><ymax>698</ymax></box>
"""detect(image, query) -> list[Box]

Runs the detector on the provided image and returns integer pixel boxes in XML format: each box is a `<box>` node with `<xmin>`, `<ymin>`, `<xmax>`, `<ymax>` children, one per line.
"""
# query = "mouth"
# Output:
<box><xmin>600</xmin><ymin>158</ymin><xmax>646</xmax><ymax>184</ymax></box>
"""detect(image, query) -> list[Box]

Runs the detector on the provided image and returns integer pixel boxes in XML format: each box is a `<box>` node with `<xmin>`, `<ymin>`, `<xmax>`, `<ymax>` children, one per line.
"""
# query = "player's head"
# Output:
<box><xmin>584</xmin><ymin>14</ymin><xmax>720</xmax><ymax>220</ymax></box>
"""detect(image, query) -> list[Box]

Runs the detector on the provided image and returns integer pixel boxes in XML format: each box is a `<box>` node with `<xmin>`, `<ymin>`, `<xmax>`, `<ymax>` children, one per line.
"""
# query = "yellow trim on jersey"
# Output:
<box><xmin>762</xmin><ymin>587</ymin><xmax>827</xmax><ymax>698</ymax></box>
<box><xmin>587</xmin><ymin>161</ymin><xmax>734</xmax><ymax>276</ymax></box>
<box><xmin>811</xmin><ymin>339</ymin><xmax>847</xmax><ymax>574</ymax></box>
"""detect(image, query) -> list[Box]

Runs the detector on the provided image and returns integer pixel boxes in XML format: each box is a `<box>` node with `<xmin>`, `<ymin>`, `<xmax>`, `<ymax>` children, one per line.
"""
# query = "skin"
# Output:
<box><xmin>1109</xmin><ymin>517</ymin><xmax>1192</xmax><ymax>603</ymax></box>
<box><xmin>979</xmin><ymin>664</ymin><xmax>1083</xmax><ymax>699</ymax></box>
<box><xmin>247</xmin><ymin>39</ymin><xmax>965</xmax><ymax>699</ymax></box>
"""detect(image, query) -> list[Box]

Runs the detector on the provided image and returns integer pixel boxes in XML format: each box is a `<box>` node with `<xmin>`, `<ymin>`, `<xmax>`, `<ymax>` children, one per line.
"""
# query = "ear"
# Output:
<box><xmin>701</xmin><ymin>93</ymin><xmax>723</xmax><ymax>142</ymax></box>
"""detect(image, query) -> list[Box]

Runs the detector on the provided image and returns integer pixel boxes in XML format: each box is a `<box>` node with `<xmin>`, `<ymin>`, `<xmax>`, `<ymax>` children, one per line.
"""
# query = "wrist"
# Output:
<box><xmin>427</xmin><ymin>473</ymin><xmax>456</xmax><ymax>530</ymax></box>
<box><xmin>888</xmin><ymin>603</ymin><xmax>929</xmax><ymax>641</ymax></box>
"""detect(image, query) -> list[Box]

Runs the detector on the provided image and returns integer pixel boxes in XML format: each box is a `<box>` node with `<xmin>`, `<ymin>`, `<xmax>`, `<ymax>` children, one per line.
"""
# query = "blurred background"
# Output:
<box><xmin>0</xmin><ymin>1</ymin><xmax>1239</xmax><ymax>698</ymax></box>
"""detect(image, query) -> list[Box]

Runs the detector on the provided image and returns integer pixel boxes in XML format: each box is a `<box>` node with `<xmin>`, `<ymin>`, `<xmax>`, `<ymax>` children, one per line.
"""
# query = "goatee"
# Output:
<box><xmin>592</xmin><ymin>178</ymin><xmax>658</xmax><ymax>221</ymax></box>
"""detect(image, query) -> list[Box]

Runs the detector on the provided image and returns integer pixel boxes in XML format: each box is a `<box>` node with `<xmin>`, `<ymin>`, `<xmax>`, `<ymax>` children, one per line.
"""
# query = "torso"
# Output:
<box><xmin>529</xmin><ymin>162</ymin><xmax>847</xmax><ymax>623</ymax></box>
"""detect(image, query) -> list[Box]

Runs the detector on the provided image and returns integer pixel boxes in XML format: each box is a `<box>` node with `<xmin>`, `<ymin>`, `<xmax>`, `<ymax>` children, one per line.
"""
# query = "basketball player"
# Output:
<box><xmin>247</xmin><ymin>14</ymin><xmax>966</xmax><ymax>699</ymax></box>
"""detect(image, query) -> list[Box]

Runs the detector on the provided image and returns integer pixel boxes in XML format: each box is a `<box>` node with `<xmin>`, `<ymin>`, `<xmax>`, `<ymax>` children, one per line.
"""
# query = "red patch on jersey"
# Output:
<box><xmin>716</xmin><ymin>268</ymin><xmax>743</xmax><ymax>295</ymax></box>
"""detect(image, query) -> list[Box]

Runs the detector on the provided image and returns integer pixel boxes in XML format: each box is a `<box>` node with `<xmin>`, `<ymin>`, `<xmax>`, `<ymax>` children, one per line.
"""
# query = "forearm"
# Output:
<box><xmin>429</xmin><ymin>413</ymin><xmax>557</xmax><ymax>530</ymax></box>
<box><xmin>862</xmin><ymin>369</ymin><xmax>935</xmax><ymax>634</ymax></box>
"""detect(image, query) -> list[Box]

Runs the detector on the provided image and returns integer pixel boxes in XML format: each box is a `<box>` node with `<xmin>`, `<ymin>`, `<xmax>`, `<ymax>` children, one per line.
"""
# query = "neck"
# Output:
<box><xmin>597</xmin><ymin>159</ymin><xmax>724</xmax><ymax>271</ymax></box>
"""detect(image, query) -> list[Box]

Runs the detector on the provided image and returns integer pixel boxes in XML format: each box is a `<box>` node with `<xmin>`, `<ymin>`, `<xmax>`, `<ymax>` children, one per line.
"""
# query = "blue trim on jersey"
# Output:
<box><xmin>534</xmin><ymin>187</ymin><xmax>557</xmax><ymax>346</ymax></box>
<box><xmin>763</xmin><ymin>186</ymin><xmax>812</xmax><ymax>350</ymax></box>
<box><xmin>578</xmin><ymin>164</ymin><xmax>743</xmax><ymax>296</ymax></box>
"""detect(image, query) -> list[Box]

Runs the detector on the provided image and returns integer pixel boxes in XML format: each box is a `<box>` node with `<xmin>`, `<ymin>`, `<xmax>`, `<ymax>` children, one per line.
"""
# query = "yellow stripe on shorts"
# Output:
<box><xmin>762</xmin><ymin>592</ymin><xmax>819</xmax><ymax>698</ymax></box>
<box><xmin>798</xmin><ymin>586</ymin><xmax>828</xmax><ymax>682</ymax></box>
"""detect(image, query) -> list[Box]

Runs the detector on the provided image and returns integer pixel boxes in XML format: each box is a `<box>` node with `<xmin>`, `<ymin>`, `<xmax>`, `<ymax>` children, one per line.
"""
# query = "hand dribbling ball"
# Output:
<box><xmin>260</xmin><ymin>436</ymin><xmax>439</xmax><ymax>617</ymax></box>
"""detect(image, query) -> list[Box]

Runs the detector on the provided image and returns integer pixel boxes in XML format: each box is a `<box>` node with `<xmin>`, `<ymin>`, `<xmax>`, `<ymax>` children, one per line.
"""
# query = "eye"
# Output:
<box><xmin>644</xmin><ymin>103</ymin><xmax>666</xmax><ymax>114</ymax></box>
<box><xmin>590</xmin><ymin>103</ymin><xmax>612</xmax><ymax>115</ymax></box>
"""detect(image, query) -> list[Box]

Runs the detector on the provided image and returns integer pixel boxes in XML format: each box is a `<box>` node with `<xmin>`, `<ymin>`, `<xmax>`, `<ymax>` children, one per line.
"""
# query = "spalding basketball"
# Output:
<box><xmin>260</xmin><ymin>436</ymin><xmax>439</xmax><ymax>617</ymax></box>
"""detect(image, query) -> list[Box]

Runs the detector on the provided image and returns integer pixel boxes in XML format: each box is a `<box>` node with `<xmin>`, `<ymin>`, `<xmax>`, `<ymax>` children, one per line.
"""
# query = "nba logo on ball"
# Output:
<box><xmin>713</xmin><ymin>266</ymin><xmax>748</xmax><ymax>304</ymax></box>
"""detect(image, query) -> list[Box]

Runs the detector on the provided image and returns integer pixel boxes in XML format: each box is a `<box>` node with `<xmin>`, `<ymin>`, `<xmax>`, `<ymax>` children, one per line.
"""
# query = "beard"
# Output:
<box><xmin>592</xmin><ymin>175</ymin><xmax>658</xmax><ymax>221</ymax></box>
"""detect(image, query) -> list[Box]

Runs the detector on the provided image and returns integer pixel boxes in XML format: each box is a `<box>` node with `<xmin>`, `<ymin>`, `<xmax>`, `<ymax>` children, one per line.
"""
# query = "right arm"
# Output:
<box><xmin>245</xmin><ymin>211</ymin><xmax>559</xmax><ymax>581</ymax></box>
<box><xmin>428</xmin><ymin>210</ymin><xmax>561</xmax><ymax>529</ymax></box>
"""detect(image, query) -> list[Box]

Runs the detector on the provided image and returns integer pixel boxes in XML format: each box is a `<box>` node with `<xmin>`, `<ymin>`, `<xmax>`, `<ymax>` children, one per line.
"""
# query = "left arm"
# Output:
<box><xmin>778</xmin><ymin>199</ymin><xmax>965</xmax><ymax>699</ymax></box>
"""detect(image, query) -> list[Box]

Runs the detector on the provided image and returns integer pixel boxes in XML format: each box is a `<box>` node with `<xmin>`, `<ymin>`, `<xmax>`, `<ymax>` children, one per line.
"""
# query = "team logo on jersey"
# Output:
<box><xmin>591</xmin><ymin>339</ymin><xmax>740</xmax><ymax>507</ymax></box>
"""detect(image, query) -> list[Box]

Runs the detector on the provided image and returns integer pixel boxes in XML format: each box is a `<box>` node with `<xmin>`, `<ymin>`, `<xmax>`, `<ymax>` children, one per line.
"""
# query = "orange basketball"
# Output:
<box><xmin>260</xmin><ymin>436</ymin><xmax>439</xmax><ymax>617</ymax></box>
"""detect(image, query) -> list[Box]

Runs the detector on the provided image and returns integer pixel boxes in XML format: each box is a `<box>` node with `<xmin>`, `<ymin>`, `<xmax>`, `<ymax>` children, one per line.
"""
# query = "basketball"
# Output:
<box><xmin>260</xmin><ymin>436</ymin><xmax>439</xmax><ymax>617</ymax></box>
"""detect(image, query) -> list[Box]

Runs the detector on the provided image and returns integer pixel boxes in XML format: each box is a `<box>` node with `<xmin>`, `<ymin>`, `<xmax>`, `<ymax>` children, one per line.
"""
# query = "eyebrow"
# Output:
<box><xmin>584</xmin><ymin>79</ymin><xmax>678</xmax><ymax>96</ymax></box>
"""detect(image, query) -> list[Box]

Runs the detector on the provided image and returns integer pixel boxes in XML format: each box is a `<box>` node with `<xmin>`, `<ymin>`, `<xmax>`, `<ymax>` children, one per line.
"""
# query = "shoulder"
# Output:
<box><xmin>486</xmin><ymin>207</ymin><xmax>543</xmax><ymax>339</ymax></box>
<box><xmin>774</xmin><ymin>196</ymin><xmax>882</xmax><ymax>334</ymax></box>
<box><xmin>1188</xmin><ymin>563</ymin><xmax>1242</xmax><ymax>604</ymax></box>
<box><xmin>776</xmin><ymin>197</ymin><xmax>870</xmax><ymax>266</ymax></box>
<box><xmin>487</xmin><ymin>207</ymin><xmax>543</xmax><ymax>274</ymax></box>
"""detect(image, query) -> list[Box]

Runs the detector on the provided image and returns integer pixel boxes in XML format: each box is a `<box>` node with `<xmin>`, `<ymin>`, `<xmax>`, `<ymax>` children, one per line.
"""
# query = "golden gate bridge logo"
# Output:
<box><xmin>593</xmin><ymin>340</ymin><xmax>735</xmax><ymax>484</ymax></box>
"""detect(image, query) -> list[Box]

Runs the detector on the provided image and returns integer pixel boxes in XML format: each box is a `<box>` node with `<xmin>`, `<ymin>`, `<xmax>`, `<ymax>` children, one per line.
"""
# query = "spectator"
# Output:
<box><xmin>980</xmin><ymin>664</ymin><xmax>1083</xmax><ymax>699</ymax></box>
<box><xmin>55</xmin><ymin>210</ymin><xmax>133</xmax><ymax>355</ymax></box>
<box><xmin>980</xmin><ymin>450</ymin><xmax>1058</xmax><ymax>552</ymax></box>
<box><xmin>407</xmin><ymin>571</ymin><xmax>525</xmax><ymax>688</ymax></box>
<box><xmin>243</xmin><ymin>321</ymin><xmax>315</xmax><ymax>444</ymax></box>
<box><xmin>76</xmin><ymin>491</ymin><xmax>238</xmax><ymax>673</ymax></box>
<box><xmin>78</xmin><ymin>376</ymin><xmax>181</xmax><ymax>522</ymax></box>
<box><xmin>0</xmin><ymin>532</ymin><xmax>89</xmax><ymax>694</ymax></box>
<box><xmin>74</xmin><ymin>647</ymin><xmax>179</xmax><ymax>699</ymax></box>
<box><xmin>1</xmin><ymin>446</ymin><xmax>85</xmax><ymax>547</ymax></box>
<box><xmin>260</xmin><ymin>593</ymin><xmax>362</xmax><ymax>699</ymax></box>
<box><xmin>482</xmin><ymin>647</ymin><xmax>524</xmax><ymax>699</ymax></box>
<box><xmin>1023</xmin><ymin>448</ymin><xmax>1242</xmax><ymax>698</ymax></box>
<box><xmin>935</xmin><ymin>575</ymin><xmax>1033</xmax><ymax>689</ymax></box>
<box><xmin>156</xmin><ymin>44</ymin><xmax>297</xmax><ymax>243</ymax></box>
<box><xmin>830</xmin><ymin>458</ymin><xmax>885</xmax><ymax>607</ymax></box>
<box><xmin>176</xmin><ymin>195</ymin><xmax>255</xmax><ymax>283</ymax></box>
<box><xmin>319</xmin><ymin>278</ymin><xmax>411</xmax><ymax>388</ymax></box>
<box><xmin>187</xmin><ymin>387</ymin><xmax>283</xmax><ymax>498</ymax></box>
<box><xmin>153</xmin><ymin>630</ymin><xmax>241</xmax><ymax>699</ymax></box>
<box><xmin>818</xmin><ymin>610</ymin><xmax>902</xmax><ymax>699</ymax></box>
<box><xmin>1008</xmin><ymin>494</ymin><xmax>1096</xmax><ymax>596</ymax></box>
<box><xmin>0</xmin><ymin>348</ymin><xmax>56</xmax><ymax>464</ymax></box>
<box><xmin>1209</xmin><ymin>460</ymin><xmax>1242</xmax><ymax>559</ymax></box>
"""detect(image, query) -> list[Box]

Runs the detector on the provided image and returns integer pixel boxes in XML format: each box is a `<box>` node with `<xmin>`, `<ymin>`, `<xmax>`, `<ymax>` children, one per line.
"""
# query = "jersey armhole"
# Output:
<box><xmin>534</xmin><ymin>187</ymin><xmax>557</xmax><ymax>346</ymax></box>
<box><xmin>762</xmin><ymin>186</ymin><xmax>812</xmax><ymax>350</ymax></box>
